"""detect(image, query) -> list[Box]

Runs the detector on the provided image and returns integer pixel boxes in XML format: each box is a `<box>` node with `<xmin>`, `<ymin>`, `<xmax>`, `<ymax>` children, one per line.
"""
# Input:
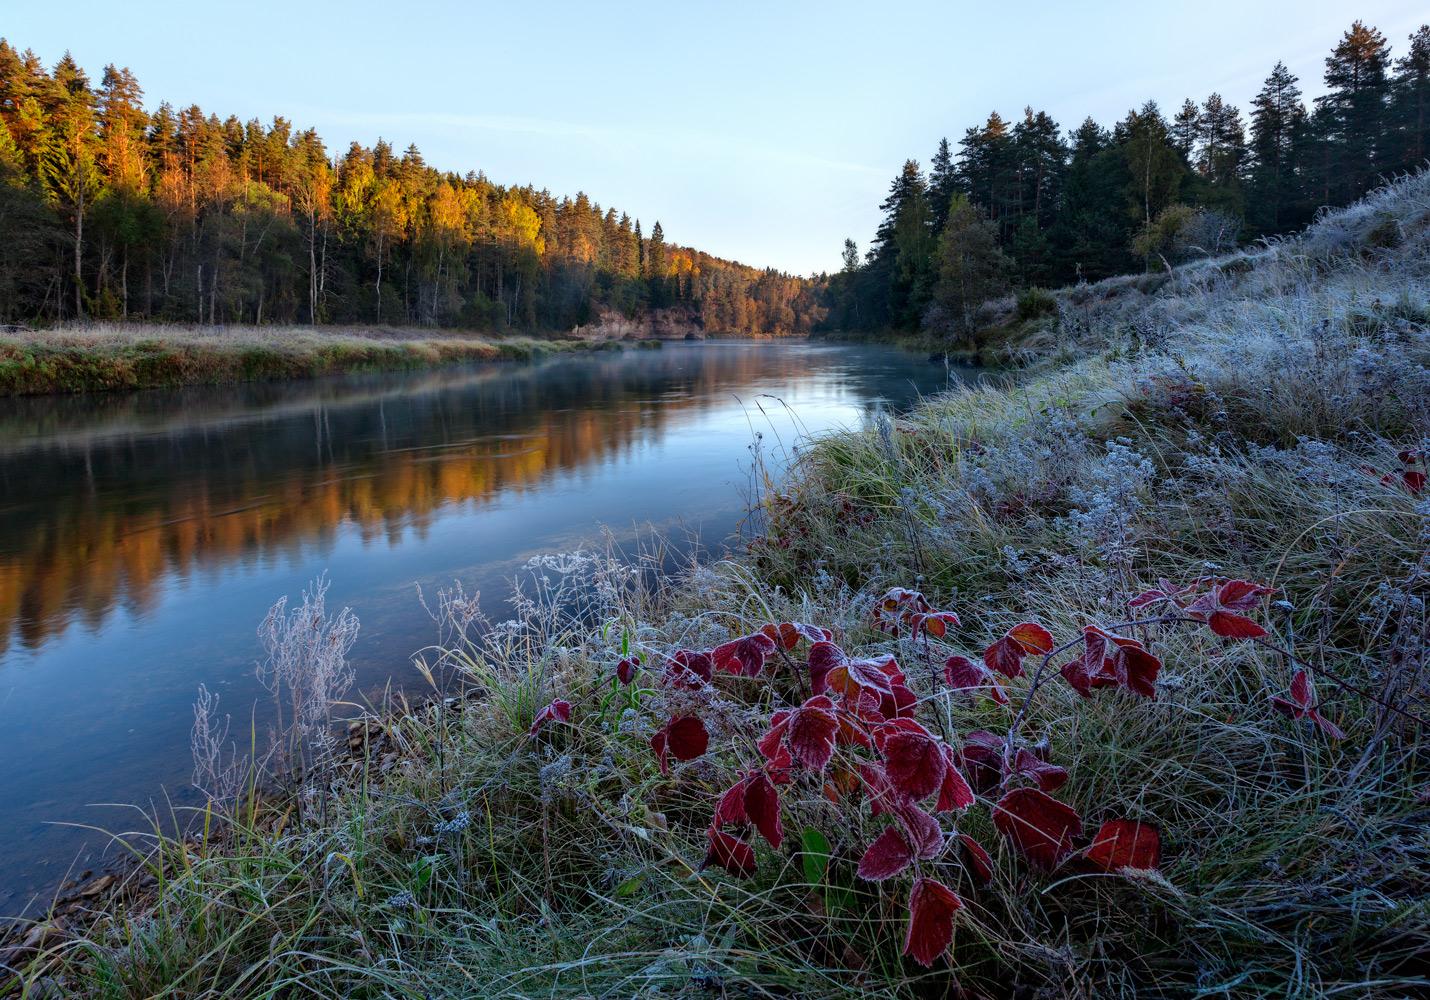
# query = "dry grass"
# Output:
<box><xmin>0</xmin><ymin>322</ymin><xmax>608</xmax><ymax>395</ymax></box>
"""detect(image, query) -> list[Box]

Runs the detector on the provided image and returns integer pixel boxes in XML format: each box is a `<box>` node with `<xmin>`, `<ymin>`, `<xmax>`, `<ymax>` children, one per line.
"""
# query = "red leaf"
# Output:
<box><xmin>878</xmin><ymin>719</ymin><xmax>946</xmax><ymax>800</ymax></box>
<box><xmin>743</xmin><ymin>771</ymin><xmax>783</xmax><ymax>849</ymax></box>
<box><xmin>784</xmin><ymin>695</ymin><xmax>839</xmax><ymax>771</ymax></box>
<box><xmin>944</xmin><ymin>654</ymin><xmax>1008</xmax><ymax>705</ymax></box>
<box><xmin>704</xmin><ymin>828</ymin><xmax>756</xmax><ymax>877</ymax></box>
<box><xmin>807</xmin><ymin>640</ymin><xmax>845</xmax><ymax>693</ymax></box>
<box><xmin>616</xmin><ymin>655</ymin><xmax>640</xmax><ymax>685</ymax></box>
<box><xmin>651</xmin><ymin>715</ymin><xmax>708</xmax><ymax>774</ymax></box>
<box><xmin>1208</xmin><ymin>610</ymin><xmax>1267</xmax><ymax>639</ymax></box>
<box><xmin>1272</xmin><ymin>669</ymin><xmax>1345</xmax><ymax>739</ymax></box>
<box><xmin>1109</xmin><ymin>640</ymin><xmax>1162</xmax><ymax>699</ymax></box>
<box><xmin>895</xmin><ymin>800</ymin><xmax>944</xmax><ymax>858</ymax></box>
<box><xmin>1011</xmin><ymin>748</ymin><xmax>1068</xmax><ymax>792</ymax></box>
<box><xmin>859</xmin><ymin>761</ymin><xmax>898</xmax><ymax>817</ymax></box>
<box><xmin>758</xmin><ymin>709</ymin><xmax>791</xmax><ymax>761</ymax></box>
<box><xmin>665</xmin><ymin>649</ymin><xmax>713</xmax><ymax>687</ymax></box>
<box><xmin>883</xmin><ymin>681</ymin><xmax>917</xmax><ymax>720</ymax></box>
<box><xmin>1214</xmin><ymin>579</ymin><xmax>1275</xmax><ymax>612</ymax></box>
<box><xmin>936</xmin><ymin>750</ymin><xmax>975</xmax><ymax>812</ymax></box>
<box><xmin>857</xmin><ymin>827</ymin><xmax>915</xmax><ymax>881</ymax></box>
<box><xmin>1309</xmin><ymin>710</ymin><xmax>1346</xmax><ymax>740</ymax></box>
<box><xmin>983</xmin><ymin>636</ymin><xmax>1026</xmax><ymax>678</ymax></box>
<box><xmin>955</xmin><ymin>834</ymin><xmax>994</xmax><ymax>886</ymax></box>
<box><xmin>903</xmin><ymin>878</ymin><xmax>961</xmax><ymax>967</ymax></box>
<box><xmin>1405</xmin><ymin>469</ymin><xmax>1427</xmax><ymax>494</ymax></box>
<box><xmin>666</xmin><ymin>716</ymin><xmax>709</xmax><ymax>760</ymax></box>
<box><xmin>992</xmin><ymin>787</ymin><xmax>1083</xmax><ymax>872</ymax></box>
<box><xmin>714</xmin><ymin>779</ymin><xmax>749</xmax><ymax>826</ymax></box>
<box><xmin>1085</xmin><ymin>819</ymin><xmax>1161</xmax><ymax>871</ymax></box>
<box><xmin>1008</xmin><ymin>622</ymin><xmax>1055</xmax><ymax>656</ymax></box>
<box><xmin>713</xmin><ymin>632</ymin><xmax>778</xmax><ymax>677</ymax></box>
<box><xmin>957</xmin><ymin>730</ymin><xmax>1005</xmax><ymax>795</ymax></box>
<box><xmin>761</xmin><ymin>621</ymin><xmax>832</xmax><ymax>650</ymax></box>
<box><xmin>529</xmin><ymin>699</ymin><xmax>572</xmax><ymax>735</ymax></box>
<box><xmin>1059</xmin><ymin>658</ymin><xmax>1094</xmax><ymax>697</ymax></box>
<box><xmin>909</xmin><ymin>610</ymin><xmax>961</xmax><ymax>639</ymax></box>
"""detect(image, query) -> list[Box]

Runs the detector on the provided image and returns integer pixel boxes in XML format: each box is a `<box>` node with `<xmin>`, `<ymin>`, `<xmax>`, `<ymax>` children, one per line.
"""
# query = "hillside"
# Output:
<box><xmin>6</xmin><ymin>173</ymin><xmax>1428</xmax><ymax>998</ymax></box>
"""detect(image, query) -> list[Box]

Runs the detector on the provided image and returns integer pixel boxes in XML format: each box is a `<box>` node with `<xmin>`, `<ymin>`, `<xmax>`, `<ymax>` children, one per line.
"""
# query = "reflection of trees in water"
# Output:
<box><xmin>0</xmin><ymin>345</ymin><xmax>914</xmax><ymax>654</ymax></box>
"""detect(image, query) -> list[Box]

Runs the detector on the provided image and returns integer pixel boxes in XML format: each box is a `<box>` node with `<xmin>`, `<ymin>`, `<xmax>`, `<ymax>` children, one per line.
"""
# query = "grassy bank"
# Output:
<box><xmin>7</xmin><ymin>175</ymin><xmax>1429</xmax><ymax>998</ymax></box>
<box><xmin>0</xmin><ymin>324</ymin><xmax>614</xmax><ymax>396</ymax></box>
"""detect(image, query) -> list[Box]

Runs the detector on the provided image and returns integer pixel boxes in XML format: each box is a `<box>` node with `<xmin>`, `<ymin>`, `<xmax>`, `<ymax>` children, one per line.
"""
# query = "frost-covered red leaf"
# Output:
<box><xmin>761</xmin><ymin>695</ymin><xmax>840</xmax><ymax>772</ymax></box>
<box><xmin>704</xmin><ymin>828</ymin><xmax>756</xmax><ymax>877</ymax></box>
<box><xmin>650</xmin><ymin>715</ymin><xmax>709</xmax><ymax>774</ymax></box>
<box><xmin>992</xmin><ymin>787</ymin><xmax>1083</xmax><ymax>871</ymax></box>
<box><xmin>1214</xmin><ymin>579</ymin><xmax>1276</xmax><ymax>612</ymax></box>
<box><xmin>944</xmin><ymin>654</ymin><xmax>1008</xmax><ymax>705</ymax></box>
<box><xmin>908</xmin><ymin>610</ymin><xmax>960</xmax><ymax>639</ymax></box>
<box><xmin>1008</xmin><ymin>622</ymin><xmax>1055</xmax><ymax>655</ymax></box>
<box><xmin>712</xmin><ymin>631</ymin><xmax>778</xmax><ymax>677</ymax></box>
<box><xmin>1208</xmin><ymin>610</ymin><xmax>1268</xmax><ymax>639</ymax></box>
<box><xmin>984</xmin><ymin>622</ymin><xmax>1055</xmax><ymax>678</ymax></box>
<box><xmin>1271</xmin><ymin>668</ymin><xmax>1345</xmax><ymax>739</ymax></box>
<box><xmin>529</xmin><ymin>699</ymin><xmax>571</xmax><ymax>735</ymax></box>
<box><xmin>1108</xmin><ymin>638</ymin><xmax>1162</xmax><ymax>698</ymax></box>
<box><xmin>857</xmin><ymin>826</ymin><xmax>916</xmax><ymax>881</ymax></box>
<box><xmin>1010</xmin><ymin>748</ymin><xmax>1068</xmax><ymax>792</ymax></box>
<box><xmin>1085</xmin><ymin>819</ymin><xmax>1161</xmax><ymax>872</ymax></box>
<box><xmin>957</xmin><ymin>730</ymin><xmax>1006</xmax><ymax>795</ymax></box>
<box><xmin>743</xmin><ymin>771</ymin><xmax>783</xmax><ymax>848</ymax></box>
<box><xmin>935</xmin><ymin>745</ymin><xmax>975</xmax><ymax>812</ymax></box>
<box><xmin>1060</xmin><ymin>625</ymin><xmax>1160</xmax><ymax>698</ymax></box>
<box><xmin>760</xmin><ymin>621</ymin><xmax>832</xmax><ymax>650</ymax></box>
<box><xmin>983</xmin><ymin>636</ymin><xmax>1027</xmax><ymax>678</ymax></box>
<box><xmin>877</xmin><ymin>718</ymin><xmax>946</xmax><ymax>800</ymax></box>
<box><xmin>903</xmin><ymin>877</ymin><xmax>961</xmax><ymax>967</ymax></box>
<box><xmin>664</xmin><ymin>649</ymin><xmax>713</xmax><ymax>688</ymax></box>
<box><xmin>616</xmin><ymin>655</ymin><xmax>640</xmax><ymax>685</ymax></box>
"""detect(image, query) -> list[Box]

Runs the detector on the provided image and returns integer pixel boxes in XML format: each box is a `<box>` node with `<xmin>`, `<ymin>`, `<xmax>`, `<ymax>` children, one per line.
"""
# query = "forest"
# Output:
<box><xmin>829</xmin><ymin>19</ymin><xmax>1430</xmax><ymax>340</ymax></box>
<box><xmin>0</xmin><ymin>42</ymin><xmax>824</xmax><ymax>336</ymax></box>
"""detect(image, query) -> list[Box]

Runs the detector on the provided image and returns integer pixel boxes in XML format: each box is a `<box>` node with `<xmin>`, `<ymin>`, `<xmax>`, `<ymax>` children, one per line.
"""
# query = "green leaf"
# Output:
<box><xmin>801</xmin><ymin>826</ymin><xmax>830</xmax><ymax>886</ymax></box>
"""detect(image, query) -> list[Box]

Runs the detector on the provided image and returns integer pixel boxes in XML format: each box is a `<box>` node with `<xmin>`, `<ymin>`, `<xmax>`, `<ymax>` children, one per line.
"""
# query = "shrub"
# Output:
<box><xmin>1015</xmin><ymin>286</ymin><xmax>1058</xmax><ymax>321</ymax></box>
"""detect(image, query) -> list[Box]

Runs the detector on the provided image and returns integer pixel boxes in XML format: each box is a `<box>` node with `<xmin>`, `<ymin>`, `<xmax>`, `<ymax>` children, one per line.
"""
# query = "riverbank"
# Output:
<box><xmin>6</xmin><ymin>174</ymin><xmax>1428</xmax><ymax>997</ymax></box>
<box><xmin>0</xmin><ymin>323</ymin><xmax>626</xmax><ymax>396</ymax></box>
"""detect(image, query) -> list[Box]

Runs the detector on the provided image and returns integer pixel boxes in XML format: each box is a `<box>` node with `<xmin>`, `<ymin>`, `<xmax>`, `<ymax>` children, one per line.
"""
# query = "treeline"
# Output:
<box><xmin>0</xmin><ymin>41</ymin><xmax>823</xmax><ymax>336</ymax></box>
<box><xmin>828</xmin><ymin>20</ymin><xmax>1430</xmax><ymax>341</ymax></box>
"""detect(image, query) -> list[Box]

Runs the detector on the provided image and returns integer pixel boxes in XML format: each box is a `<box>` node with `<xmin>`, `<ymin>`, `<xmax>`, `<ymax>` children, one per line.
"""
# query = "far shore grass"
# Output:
<box><xmin>0</xmin><ymin>323</ymin><xmax>625</xmax><ymax>396</ymax></box>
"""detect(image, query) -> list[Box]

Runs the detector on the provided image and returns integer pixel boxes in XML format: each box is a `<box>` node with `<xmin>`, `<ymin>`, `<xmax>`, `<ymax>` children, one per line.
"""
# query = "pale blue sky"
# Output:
<box><xmin>6</xmin><ymin>1</ymin><xmax>1425</xmax><ymax>273</ymax></box>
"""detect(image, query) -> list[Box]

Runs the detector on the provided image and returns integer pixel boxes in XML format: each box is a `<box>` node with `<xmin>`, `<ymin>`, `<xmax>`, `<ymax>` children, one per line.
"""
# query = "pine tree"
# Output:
<box><xmin>1248</xmin><ymin>62</ymin><xmax>1308</xmax><ymax>232</ymax></box>
<box><xmin>1391</xmin><ymin>25</ymin><xmax>1430</xmax><ymax>169</ymax></box>
<box><xmin>1172</xmin><ymin>99</ymin><xmax>1201</xmax><ymax>160</ymax></box>
<box><xmin>1316</xmin><ymin>20</ymin><xmax>1393</xmax><ymax>202</ymax></box>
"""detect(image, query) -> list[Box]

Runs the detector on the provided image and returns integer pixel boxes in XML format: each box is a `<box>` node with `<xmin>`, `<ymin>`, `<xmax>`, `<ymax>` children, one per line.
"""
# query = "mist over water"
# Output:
<box><xmin>0</xmin><ymin>340</ymin><xmax>966</xmax><ymax>912</ymax></box>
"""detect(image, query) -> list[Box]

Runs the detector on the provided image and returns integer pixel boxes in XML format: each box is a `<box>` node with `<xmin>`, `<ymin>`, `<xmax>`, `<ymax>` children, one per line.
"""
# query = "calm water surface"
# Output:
<box><xmin>0</xmin><ymin>340</ymin><xmax>965</xmax><ymax>911</ymax></box>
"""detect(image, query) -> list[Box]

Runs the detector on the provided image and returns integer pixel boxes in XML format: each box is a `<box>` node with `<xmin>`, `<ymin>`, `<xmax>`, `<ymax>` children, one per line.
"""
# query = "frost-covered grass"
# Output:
<box><xmin>9</xmin><ymin>176</ymin><xmax>1430</xmax><ymax>999</ymax></box>
<box><xmin>0</xmin><ymin>322</ymin><xmax>605</xmax><ymax>395</ymax></box>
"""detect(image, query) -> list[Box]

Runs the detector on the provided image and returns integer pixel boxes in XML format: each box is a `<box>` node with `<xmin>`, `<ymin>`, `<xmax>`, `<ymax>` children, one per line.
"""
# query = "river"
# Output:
<box><xmin>0</xmin><ymin>339</ymin><xmax>969</xmax><ymax>912</ymax></box>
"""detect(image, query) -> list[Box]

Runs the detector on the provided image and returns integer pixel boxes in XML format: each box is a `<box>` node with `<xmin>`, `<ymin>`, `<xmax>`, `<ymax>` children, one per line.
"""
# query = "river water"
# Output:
<box><xmin>0</xmin><ymin>339</ymin><xmax>967</xmax><ymax>912</ymax></box>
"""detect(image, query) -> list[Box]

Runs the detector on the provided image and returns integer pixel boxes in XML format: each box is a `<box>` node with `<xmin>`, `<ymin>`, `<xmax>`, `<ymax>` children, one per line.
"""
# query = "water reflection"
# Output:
<box><xmin>0</xmin><ymin>340</ymin><xmax>961</xmax><ymax>911</ymax></box>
